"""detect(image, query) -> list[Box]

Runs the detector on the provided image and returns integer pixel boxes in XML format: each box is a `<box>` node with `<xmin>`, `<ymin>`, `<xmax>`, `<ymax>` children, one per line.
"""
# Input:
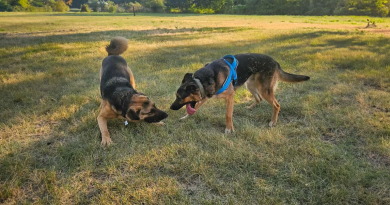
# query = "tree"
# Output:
<box><xmin>123</xmin><ymin>1</ymin><xmax>142</xmax><ymax>15</ymax></box>
<box><xmin>80</xmin><ymin>3</ymin><xmax>90</xmax><ymax>11</ymax></box>
<box><xmin>88</xmin><ymin>0</ymin><xmax>101</xmax><ymax>11</ymax></box>
<box><xmin>52</xmin><ymin>0</ymin><xmax>70</xmax><ymax>11</ymax></box>
<box><xmin>142</xmin><ymin>0</ymin><xmax>164</xmax><ymax>12</ymax></box>
<box><xmin>165</xmin><ymin>0</ymin><xmax>194</xmax><ymax>12</ymax></box>
<box><xmin>0</xmin><ymin>0</ymin><xmax>12</xmax><ymax>11</ymax></box>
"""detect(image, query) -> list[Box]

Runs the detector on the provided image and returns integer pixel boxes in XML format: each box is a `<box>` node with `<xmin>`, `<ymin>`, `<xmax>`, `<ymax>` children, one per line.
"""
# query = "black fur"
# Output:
<box><xmin>101</xmin><ymin>55</ymin><xmax>137</xmax><ymax>115</ymax></box>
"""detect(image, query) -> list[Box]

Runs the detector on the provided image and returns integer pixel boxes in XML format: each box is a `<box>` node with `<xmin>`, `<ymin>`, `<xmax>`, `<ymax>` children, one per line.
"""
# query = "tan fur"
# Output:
<box><xmin>128</xmin><ymin>94</ymin><xmax>155</xmax><ymax>120</ymax></box>
<box><xmin>216</xmin><ymin>84</ymin><xmax>235</xmax><ymax>133</ymax></box>
<box><xmin>245</xmin><ymin>72</ymin><xmax>281</xmax><ymax>126</ymax></box>
<box><xmin>97</xmin><ymin>100</ymin><xmax>119</xmax><ymax>146</ymax></box>
<box><xmin>106</xmin><ymin>37</ymin><xmax>128</xmax><ymax>56</ymax></box>
<box><xmin>181</xmin><ymin>93</ymin><xmax>202</xmax><ymax>104</ymax></box>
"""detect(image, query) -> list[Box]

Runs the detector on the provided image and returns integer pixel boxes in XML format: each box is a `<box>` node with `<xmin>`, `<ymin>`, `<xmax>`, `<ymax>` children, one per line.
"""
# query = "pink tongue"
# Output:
<box><xmin>186</xmin><ymin>104</ymin><xmax>196</xmax><ymax>115</ymax></box>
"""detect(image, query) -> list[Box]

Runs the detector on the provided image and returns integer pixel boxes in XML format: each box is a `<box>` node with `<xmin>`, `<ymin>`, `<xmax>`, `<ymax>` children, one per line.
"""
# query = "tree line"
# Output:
<box><xmin>1</xmin><ymin>0</ymin><xmax>390</xmax><ymax>17</ymax></box>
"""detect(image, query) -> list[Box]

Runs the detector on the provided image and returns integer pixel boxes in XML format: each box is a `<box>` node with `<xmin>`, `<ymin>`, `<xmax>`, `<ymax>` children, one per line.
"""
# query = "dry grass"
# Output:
<box><xmin>0</xmin><ymin>13</ymin><xmax>389</xmax><ymax>204</ymax></box>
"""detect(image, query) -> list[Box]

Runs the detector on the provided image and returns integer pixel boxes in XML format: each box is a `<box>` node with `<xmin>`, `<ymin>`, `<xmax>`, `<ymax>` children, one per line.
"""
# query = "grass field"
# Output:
<box><xmin>0</xmin><ymin>12</ymin><xmax>390</xmax><ymax>204</ymax></box>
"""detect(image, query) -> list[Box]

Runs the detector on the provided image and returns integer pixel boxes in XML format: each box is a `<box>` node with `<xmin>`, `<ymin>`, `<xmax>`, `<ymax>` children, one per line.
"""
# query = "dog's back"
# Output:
<box><xmin>100</xmin><ymin>37</ymin><xmax>131</xmax><ymax>98</ymax></box>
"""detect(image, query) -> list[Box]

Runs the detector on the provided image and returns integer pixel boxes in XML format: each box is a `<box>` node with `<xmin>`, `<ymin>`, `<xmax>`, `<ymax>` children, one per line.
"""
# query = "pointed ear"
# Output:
<box><xmin>182</xmin><ymin>73</ymin><xmax>193</xmax><ymax>84</ymax></box>
<box><xmin>127</xmin><ymin>109</ymin><xmax>140</xmax><ymax>121</ymax></box>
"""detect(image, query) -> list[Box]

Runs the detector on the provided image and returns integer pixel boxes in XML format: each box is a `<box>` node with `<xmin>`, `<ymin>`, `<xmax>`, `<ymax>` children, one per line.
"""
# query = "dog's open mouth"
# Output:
<box><xmin>186</xmin><ymin>101</ymin><xmax>197</xmax><ymax>115</ymax></box>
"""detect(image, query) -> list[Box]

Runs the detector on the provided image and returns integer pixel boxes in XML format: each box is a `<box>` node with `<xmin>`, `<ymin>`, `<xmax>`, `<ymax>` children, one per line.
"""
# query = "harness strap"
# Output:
<box><xmin>215</xmin><ymin>55</ymin><xmax>238</xmax><ymax>95</ymax></box>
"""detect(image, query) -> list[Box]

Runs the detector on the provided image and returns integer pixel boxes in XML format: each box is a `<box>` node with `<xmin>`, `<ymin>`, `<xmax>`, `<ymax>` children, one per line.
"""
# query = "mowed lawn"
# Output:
<box><xmin>0</xmin><ymin>12</ymin><xmax>390</xmax><ymax>204</ymax></box>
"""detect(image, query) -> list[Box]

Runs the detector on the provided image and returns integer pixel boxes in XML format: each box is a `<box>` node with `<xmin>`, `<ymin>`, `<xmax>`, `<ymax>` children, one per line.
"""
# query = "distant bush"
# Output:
<box><xmin>12</xmin><ymin>5</ymin><xmax>24</xmax><ymax>11</ymax></box>
<box><xmin>170</xmin><ymin>7</ymin><xmax>180</xmax><ymax>13</ymax></box>
<box><xmin>26</xmin><ymin>5</ymin><xmax>51</xmax><ymax>11</ymax></box>
<box><xmin>80</xmin><ymin>3</ymin><xmax>90</xmax><ymax>12</ymax></box>
<box><xmin>104</xmin><ymin>1</ymin><xmax>116</xmax><ymax>13</ymax></box>
<box><xmin>143</xmin><ymin>0</ymin><xmax>164</xmax><ymax>12</ymax></box>
<box><xmin>188</xmin><ymin>5</ymin><xmax>214</xmax><ymax>14</ymax></box>
<box><xmin>52</xmin><ymin>0</ymin><xmax>69</xmax><ymax>12</ymax></box>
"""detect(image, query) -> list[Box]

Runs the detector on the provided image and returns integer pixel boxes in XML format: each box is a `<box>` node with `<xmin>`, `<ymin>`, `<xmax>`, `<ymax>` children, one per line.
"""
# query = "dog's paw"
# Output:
<box><xmin>225</xmin><ymin>128</ymin><xmax>234</xmax><ymax>134</ymax></box>
<box><xmin>153</xmin><ymin>121</ymin><xmax>165</xmax><ymax>126</ymax></box>
<box><xmin>179</xmin><ymin>114</ymin><xmax>189</xmax><ymax>121</ymax></box>
<box><xmin>101</xmin><ymin>137</ymin><xmax>113</xmax><ymax>146</ymax></box>
<box><xmin>269</xmin><ymin>121</ymin><xmax>276</xmax><ymax>127</ymax></box>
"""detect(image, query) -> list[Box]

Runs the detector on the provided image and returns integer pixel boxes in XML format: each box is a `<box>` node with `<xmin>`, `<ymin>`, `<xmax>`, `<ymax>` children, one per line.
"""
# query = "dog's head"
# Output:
<box><xmin>170</xmin><ymin>73</ymin><xmax>202</xmax><ymax>111</ymax></box>
<box><xmin>125</xmin><ymin>94</ymin><xmax>168</xmax><ymax>123</ymax></box>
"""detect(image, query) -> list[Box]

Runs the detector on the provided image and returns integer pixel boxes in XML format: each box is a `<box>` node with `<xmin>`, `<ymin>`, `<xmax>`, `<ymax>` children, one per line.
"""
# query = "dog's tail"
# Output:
<box><xmin>106</xmin><ymin>37</ymin><xmax>128</xmax><ymax>56</ymax></box>
<box><xmin>277</xmin><ymin>63</ymin><xmax>310</xmax><ymax>83</ymax></box>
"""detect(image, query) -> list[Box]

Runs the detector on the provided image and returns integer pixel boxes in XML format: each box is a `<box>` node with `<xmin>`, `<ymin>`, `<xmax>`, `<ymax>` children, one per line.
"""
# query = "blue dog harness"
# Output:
<box><xmin>215</xmin><ymin>55</ymin><xmax>238</xmax><ymax>95</ymax></box>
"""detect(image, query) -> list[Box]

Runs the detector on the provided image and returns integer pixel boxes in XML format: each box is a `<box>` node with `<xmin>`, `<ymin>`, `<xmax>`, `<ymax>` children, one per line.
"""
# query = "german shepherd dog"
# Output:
<box><xmin>98</xmin><ymin>37</ymin><xmax>168</xmax><ymax>145</ymax></box>
<box><xmin>170</xmin><ymin>53</ymin><xmax>310</xmax><ymax>133</ymax></box>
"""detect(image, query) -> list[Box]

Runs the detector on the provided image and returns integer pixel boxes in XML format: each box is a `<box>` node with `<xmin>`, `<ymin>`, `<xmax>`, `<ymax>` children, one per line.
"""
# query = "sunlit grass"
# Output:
<box><xmin>0</xmin><ymin>13</ymin><xmax>389</xmax><ymax>204</ymax></box>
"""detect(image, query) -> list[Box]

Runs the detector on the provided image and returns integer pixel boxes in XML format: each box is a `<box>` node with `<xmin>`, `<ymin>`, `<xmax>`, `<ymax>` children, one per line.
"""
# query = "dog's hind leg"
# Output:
<box><xmin>259</xmin><ymin>87</ymin><xmax>280</xmax><ymax>127</ymax></box>
<box><xmin>245</xmin><ymin>75</ymin><xmax>262</xmax><ymax>109</ymax></box>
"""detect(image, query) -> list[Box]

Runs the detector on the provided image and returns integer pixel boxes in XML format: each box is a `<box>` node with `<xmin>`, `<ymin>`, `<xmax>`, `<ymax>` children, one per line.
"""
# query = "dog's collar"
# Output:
<box><xmin>215</xmin><ymin>55</ymin><xmax>238</xmax><ymax>95</ymax></box>
<box><xmin>193</xmin><ymin>78</ymin><xmax>205</xmax><ymax>99</ymax></box>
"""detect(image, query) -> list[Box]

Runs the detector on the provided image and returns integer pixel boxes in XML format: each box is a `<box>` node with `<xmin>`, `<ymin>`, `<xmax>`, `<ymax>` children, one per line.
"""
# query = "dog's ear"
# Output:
<box><xmin>182</xmin><ymin>73</ymin><xmax>193</xmax><ymax>84</ymax></box>
<box><xmin>127</xmin><ymin>109</ymin><xmax>140</xmax><ymax>121</ymax></box>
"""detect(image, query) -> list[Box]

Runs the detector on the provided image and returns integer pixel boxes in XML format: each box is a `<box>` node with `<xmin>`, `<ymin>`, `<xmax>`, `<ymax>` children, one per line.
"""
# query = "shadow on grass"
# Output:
<box><xmin>0</xmin><ymin>27</ymin><xmax>252</xmax><ymax>49</ymax></box>
<box><xmin>1</xmin><ymin>28</ymin><xmax>390</xmax><ymax>203</ymax></box>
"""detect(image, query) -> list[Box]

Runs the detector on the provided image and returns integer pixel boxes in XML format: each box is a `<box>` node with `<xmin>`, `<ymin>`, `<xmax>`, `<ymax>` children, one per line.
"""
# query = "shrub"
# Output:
<box><xmin>104</xmin><ymin>1</ymin><xmax>116</xmax><ymax>13</ymax></box>
<box><xmin>12</xmin><ymin>5</ymin><xmax>25</xmax><ymax>11</ymax></box>
<box><xmin>44</xmin><ymin>5</ymin><xmax>53</xmax><ymax>11</ymax></box>
<box><xmin>52</xmin><ymin>0</ymin><xmax>69</xmax><ymax>12</ymax></box>
<box><xmin>80</xmin><ymin>3</ymin><xmax>90</xmax><ymax>12</ymax></box>
<box><xmin>188</xmin><ymin>5</ymin><xmax>214</xmax><ymax>14</ymax></box>
<box><xmin>143</xmin><ymin>0</ymin><xmax>164</xmax><ymax>12</ymax></box>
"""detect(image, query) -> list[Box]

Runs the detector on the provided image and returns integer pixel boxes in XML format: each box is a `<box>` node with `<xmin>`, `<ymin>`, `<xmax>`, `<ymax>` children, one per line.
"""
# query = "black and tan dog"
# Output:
<box><xmin>98</xmin><ymin>37</ymin><xmax>168</xmax><ymax>145</ymax></box>
<box><xmin>170</xmin><ymin>53</ymin><xmax>310</xmax><ymax>133</ymax></box>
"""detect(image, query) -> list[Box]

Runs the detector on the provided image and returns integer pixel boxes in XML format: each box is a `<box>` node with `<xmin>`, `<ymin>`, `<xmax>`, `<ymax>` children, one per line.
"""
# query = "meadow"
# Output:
<box><xmin>0</xmin><ymin>12</ymin><xmax>390</xmax><ymax>204</ymax></box>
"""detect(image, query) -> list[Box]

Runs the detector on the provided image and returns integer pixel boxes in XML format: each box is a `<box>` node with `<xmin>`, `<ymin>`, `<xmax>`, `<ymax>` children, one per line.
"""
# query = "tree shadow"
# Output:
<box><xmin>0</xmin><ymin>27</ymin><xmax>251</xmax><ymax>49</ymax></box>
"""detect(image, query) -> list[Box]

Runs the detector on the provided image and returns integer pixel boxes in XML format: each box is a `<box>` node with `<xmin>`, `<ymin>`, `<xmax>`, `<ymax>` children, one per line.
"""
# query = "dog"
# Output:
<box><xmin>98</xmin><ymin>37</ymin><xmax>168</xmax><ymax>146</ymax></box>
<box><xmin>170</xmin><ymin>53</ymin><xmax>310</xmax><ymax>133</ymax></box>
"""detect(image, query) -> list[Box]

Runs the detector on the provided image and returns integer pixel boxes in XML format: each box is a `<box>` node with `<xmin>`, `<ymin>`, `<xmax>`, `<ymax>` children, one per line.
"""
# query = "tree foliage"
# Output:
<box><xmin>1</xmin><ymin>0</ymin><xmax>389</xmax><ymax>16</ymax></box>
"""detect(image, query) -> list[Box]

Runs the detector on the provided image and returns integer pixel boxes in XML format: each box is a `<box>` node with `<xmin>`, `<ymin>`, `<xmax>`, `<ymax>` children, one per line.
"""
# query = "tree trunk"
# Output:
<box><xmin>133</xmin><ymin>6</ymin><xmax>135</xmax><ymax>16</ymax></box>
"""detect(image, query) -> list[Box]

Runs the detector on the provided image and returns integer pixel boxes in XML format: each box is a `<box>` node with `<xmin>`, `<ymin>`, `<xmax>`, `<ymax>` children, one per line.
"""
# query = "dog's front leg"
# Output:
<box><xmin>97</xmin><ymin>115</ymin><xmax>112</xmax><ymax>146</ymax></box>
<box><xmin>180</xmin><ymin>98</ymin><xmax>209</xmax><ymax>120</ymax></box>
<box><xmin>225</xmin><ymin>94</ymin><xmax>235</xmax><ymax>134</ymax></box>
<box><xmin>97</xmin><ymin>100</ymin><xmax>118</xmax><ymax>146</ymax></box>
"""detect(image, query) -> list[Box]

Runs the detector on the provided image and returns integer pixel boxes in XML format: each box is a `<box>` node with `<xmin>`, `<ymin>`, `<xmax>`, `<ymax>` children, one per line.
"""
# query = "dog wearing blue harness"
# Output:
<box><xmin>170</xmin><ymin>53</ymin><xmax>310</xmax><ymax>133</ymax></box>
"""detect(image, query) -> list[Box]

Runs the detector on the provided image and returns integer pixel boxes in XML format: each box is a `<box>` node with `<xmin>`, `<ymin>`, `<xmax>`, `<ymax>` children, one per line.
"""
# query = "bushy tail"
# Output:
<box><xmin>106</xmin><ymin>37</ymin><xmax>128</xmax><ymax>56</ymax></box>
<box><xmin>277</xmin><ymin>63</ymin><xmax>310</xmax><ymax>83</ymax></box>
